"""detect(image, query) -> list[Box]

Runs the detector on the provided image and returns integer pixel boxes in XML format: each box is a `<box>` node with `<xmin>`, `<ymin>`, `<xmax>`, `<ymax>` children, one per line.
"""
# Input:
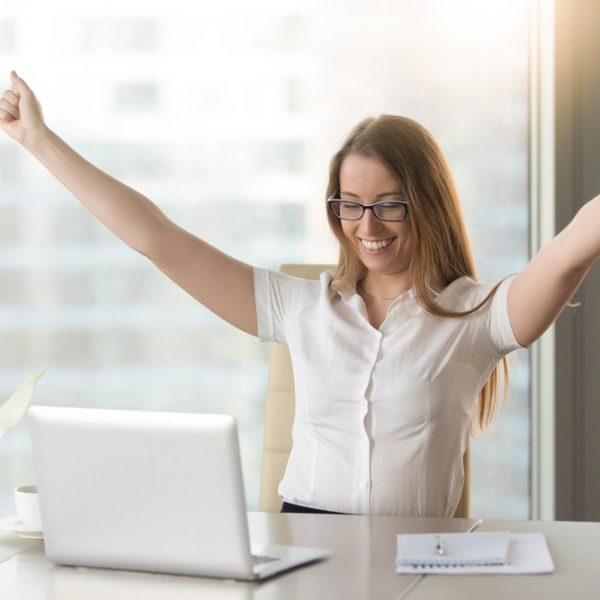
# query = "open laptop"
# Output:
<box><xmin>27</xmin><ymin>405</ymin><xmax>331</xmax><ymax>580</ymax></box>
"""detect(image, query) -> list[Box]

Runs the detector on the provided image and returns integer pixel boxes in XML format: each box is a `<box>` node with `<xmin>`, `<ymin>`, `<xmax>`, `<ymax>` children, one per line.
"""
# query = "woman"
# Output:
<box><xmin>1</xmin><ymin>71</ymin><xmax>598</xmax><ymax>516</ymax></box>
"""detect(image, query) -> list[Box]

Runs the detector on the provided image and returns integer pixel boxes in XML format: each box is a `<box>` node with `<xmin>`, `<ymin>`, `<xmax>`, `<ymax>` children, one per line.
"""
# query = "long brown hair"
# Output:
<box><xmin>326</xmin><ymin>115</ymin><xmax>509</xmax><ymax>432</ymax></box>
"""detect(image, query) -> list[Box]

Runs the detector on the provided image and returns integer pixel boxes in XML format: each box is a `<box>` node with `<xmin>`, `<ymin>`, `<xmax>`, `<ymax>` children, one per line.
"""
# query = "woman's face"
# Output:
<box><xmin>338</xmin><ymin>153</ymin><xmax>413</xmax><ymax>277</ymax></box>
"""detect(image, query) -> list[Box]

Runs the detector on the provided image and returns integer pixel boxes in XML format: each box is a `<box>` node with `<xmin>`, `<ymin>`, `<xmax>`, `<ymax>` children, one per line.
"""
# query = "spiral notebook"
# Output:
<box><xmin>396</xmin><ymin>531</ymin><xmax>554</xmax><ymax>574</ymax></box>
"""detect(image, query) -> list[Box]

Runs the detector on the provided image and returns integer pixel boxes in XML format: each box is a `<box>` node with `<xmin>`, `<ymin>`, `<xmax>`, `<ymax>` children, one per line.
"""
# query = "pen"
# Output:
<box><xmin>467</xmin><ymin>518</ymin><xmax>483</xmax><ymax>533</ymax></box>
<box><xmin>434</xmin><ymin>534</ymin><xmax>445</xmax><ymax>555</ymax></box>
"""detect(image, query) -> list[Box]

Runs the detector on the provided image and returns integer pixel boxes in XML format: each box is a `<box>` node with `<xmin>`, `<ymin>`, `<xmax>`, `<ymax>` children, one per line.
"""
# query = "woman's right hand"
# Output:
<box><xmin>0</xmin><ymin>71</ymin><xmax>46</xmax><ymax>146</ymax></box>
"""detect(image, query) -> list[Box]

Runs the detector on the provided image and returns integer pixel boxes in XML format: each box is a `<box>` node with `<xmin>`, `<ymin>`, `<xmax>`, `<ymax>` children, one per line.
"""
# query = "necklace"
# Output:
<box><xmin>359</xmin><ymin>283</ymin><xmax>401</xmax><ymax>302</ymax></box>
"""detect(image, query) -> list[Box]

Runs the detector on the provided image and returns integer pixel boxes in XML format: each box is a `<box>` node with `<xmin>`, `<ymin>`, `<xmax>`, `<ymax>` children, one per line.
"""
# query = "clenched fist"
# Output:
<box><xmin>0</xmin><ymin>71</ymin><xmax>46</xmax><ymax>145</ymax></box>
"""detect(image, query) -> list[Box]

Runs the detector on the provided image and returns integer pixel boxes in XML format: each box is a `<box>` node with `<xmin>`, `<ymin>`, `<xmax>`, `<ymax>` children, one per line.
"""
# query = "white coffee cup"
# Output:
<box><xmin>14</xmin><ymin>485</ymin><xmax>43</xmax><ymax>532</ymax></box>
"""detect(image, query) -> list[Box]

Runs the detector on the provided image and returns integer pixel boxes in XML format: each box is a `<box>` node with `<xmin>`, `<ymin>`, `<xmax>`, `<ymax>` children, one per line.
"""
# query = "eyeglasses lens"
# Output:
<box><xmin>337</xmin><ymin>201</ymin><xmax>362</xmax><ymax>219</ymax></box>
<box><xmin>373</xmin><ymin>203</ymin><xmax>407</xmax><ymax>221</ymax></box>
<box><xmin>331</xmin><ymin>200</ymin><xmax>407</xmax><ymax>221</ymax></box>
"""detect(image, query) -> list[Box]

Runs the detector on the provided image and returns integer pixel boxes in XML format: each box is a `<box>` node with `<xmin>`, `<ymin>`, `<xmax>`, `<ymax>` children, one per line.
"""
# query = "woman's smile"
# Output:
<box><xmin>358</xmin><ymin>236</ymin><xmax>397</xmax><ymax>253</ymax></box>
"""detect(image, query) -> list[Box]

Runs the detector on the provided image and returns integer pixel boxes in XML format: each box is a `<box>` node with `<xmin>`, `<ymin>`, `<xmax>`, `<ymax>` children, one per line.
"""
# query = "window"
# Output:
<box><xmin>0</xmin><ymin>20</ymin><xmax>16</xmax><ymax>54</ymax></box>
<box><xmin>1</xmin><ymin>0</ymin><xmax>530</xmax><ymax>517</ymax></box>
<box><xmin>79</xmin><ymin>18</ymin><xmax>159</xmax><ymax>53</ymax></box>
<box><xmin>113</xmin><ymin>82</ymin><xmax>161</xmax><ymax>113</ymax></box>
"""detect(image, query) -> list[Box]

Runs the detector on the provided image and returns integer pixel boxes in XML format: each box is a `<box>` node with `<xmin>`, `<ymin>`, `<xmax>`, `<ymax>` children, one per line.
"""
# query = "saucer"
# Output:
<box><xmin>0</xmin><ymin>516</ymin><xmax>43</xmax><ymax>540</ymax></box>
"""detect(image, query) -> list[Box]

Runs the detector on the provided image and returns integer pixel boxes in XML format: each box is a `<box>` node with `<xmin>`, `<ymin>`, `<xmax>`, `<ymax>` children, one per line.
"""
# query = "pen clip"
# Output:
<box><xmin>434</xmin><ymin>534</ymin><xmax>445</xmax><ymax>555</ymax></box>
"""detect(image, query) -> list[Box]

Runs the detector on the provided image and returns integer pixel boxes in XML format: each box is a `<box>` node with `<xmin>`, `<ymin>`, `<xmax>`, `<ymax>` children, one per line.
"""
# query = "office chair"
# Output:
<box><xmin>258</xmin><ymin>263</ymin><xmax>472</xmax><ymax>518</ymax></box>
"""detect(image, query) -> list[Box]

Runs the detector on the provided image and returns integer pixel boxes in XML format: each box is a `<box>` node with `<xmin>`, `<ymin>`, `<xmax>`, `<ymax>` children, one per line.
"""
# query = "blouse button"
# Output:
<box><xmin>358</xmin><ymin>480</ymin><xmax>368</xmax><ymax>489</ymax></box>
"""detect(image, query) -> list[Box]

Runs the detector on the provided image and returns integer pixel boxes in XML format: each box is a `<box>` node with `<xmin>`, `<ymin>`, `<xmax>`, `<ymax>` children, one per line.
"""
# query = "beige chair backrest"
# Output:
<box><xmin>258</xmin><ymin>264</ymin><xmax>471</xmax><ymax>518</ymax></box>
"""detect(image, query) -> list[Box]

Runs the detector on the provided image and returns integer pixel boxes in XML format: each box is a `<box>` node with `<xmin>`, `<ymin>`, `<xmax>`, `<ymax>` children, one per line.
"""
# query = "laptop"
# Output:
<box><xmin>27</xmin><ymin>405</ymin><xmax>331</xmax><ymax>580</ymax></box>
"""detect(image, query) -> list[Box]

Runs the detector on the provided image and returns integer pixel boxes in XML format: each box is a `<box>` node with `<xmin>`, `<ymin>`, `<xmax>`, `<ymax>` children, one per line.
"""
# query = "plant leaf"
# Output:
<box><xmin>0</xmin><ymin>372</ymin><xmax>45</xmax><ymax>439</ymax></box>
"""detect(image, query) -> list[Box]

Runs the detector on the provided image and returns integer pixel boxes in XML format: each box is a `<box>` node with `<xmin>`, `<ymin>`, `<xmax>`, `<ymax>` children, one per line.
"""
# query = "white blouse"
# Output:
<box><xmin>253</xmin><ymin>268</ymin><xmax>523</xmax><ymax>517</ymax></box>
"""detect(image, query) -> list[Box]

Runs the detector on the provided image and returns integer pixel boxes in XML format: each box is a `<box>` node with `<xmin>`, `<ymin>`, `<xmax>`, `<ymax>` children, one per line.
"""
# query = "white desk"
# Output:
<box><xmin>3</xmin><ymin>508</ymin><xmax>598</xmax><ymax>599</ymax></box>
<box><xmin>0</xmin><ymin>507</ymin><xmax>476</xmax><ymax>600</ymax></box>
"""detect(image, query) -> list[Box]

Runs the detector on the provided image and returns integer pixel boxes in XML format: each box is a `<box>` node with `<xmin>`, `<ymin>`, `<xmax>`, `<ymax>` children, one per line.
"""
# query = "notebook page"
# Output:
<box><xmin>396</xmin><ymin>531</ymin><xmax>510</xmax><ymax>567</ymax></box>
<box><xmin>396</xmin><ymin>533</ymin><xmax>554</xmax><ymax>574</ymax></box>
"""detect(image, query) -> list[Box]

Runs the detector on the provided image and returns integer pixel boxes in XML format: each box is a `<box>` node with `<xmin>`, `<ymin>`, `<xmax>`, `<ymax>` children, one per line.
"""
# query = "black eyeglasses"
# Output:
<box><xmin>327</xmin><ymin>198</ymin><xmax>409</xmax><ymax>222</ymax></box>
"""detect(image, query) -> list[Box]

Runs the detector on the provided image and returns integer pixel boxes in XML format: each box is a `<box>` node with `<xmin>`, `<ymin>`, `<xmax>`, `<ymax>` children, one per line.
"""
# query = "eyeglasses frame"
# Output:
<box><xmin>327</xmin><ymin>198</ymin><xmax>410</xmax><ymax>222</ymax></box>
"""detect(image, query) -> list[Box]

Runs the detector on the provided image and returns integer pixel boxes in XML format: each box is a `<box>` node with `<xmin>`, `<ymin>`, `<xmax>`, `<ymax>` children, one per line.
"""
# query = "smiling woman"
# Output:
<box><xmin>0</xmin><ymin>73</ymin><xmax>534</xmax><ymax>518</ymax></box>
<box><xmin>0</xmin><ymin>0</ymin><xmax>531</xmax><ymax>518</ymax></box>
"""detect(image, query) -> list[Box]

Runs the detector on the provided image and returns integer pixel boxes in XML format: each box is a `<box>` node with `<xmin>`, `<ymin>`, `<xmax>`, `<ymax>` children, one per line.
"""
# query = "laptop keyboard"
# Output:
<box><xmin>252</xmin><ymin>554</ymin><xmax>279</xmax><ymax>566</ymax></box>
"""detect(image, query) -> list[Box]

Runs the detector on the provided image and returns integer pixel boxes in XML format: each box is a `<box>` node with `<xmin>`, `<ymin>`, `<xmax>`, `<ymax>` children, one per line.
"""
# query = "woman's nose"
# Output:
<box><xmin>357</xmin><ymin>207</ymin><xmax>382</xmax><ymax>234</ymax></box>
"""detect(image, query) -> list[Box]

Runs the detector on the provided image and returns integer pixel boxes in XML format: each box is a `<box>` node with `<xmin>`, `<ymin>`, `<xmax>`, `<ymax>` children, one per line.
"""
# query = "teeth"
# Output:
<box><xmin>360</xmin><ymin>238</ymin><xmax>394</xmax><ymax>251</ymax></box>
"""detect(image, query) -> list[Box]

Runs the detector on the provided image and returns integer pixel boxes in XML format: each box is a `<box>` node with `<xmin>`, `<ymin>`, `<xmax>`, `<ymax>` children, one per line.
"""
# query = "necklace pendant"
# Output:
<box><xmin>359</xmin><ymin>283</ymin><xmax>400</xmax><ymax>302</ymax></box>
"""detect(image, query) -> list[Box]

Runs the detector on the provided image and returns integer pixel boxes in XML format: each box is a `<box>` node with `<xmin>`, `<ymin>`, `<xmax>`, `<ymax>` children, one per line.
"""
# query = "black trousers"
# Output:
<box><xmin>280</xmin><ymin>501</ymin><xmax>344</xmax><ymax>515</ymax></box>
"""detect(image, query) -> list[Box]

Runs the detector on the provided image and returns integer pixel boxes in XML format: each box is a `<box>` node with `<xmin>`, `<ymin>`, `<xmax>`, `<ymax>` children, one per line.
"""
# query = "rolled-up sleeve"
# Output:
<box><xmin>254</xmin><ymin>267</ymin><xmax>279</xmax><ymax>343</ymax></box>
<box><xmin>253</xmin><ymin>267</ymin><xmax>321</xmax><ymax>345</ymax></box>
<box><xmin>487</xmin><ymin>274</ymin><xmax>526</xmax><ymax>355</ymax></box>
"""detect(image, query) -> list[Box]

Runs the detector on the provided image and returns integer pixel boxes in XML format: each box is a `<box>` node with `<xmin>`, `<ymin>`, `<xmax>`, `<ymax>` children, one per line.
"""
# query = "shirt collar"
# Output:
<box><xmin>336</xmin><ymin>282</ymin><xmax>440</xmax><ymax>305</ymax></box>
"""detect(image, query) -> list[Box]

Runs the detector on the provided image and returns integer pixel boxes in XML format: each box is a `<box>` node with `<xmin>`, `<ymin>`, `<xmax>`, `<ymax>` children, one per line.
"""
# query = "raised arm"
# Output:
<box><xmin>507</xmin><ymin>194</ymin><xmax>600</xmax><ymax>347</ymax></box>
<box><xmin>0</xmin><ymin>71</ymin><xmax>257</xmax><ymax>336</ymax></box>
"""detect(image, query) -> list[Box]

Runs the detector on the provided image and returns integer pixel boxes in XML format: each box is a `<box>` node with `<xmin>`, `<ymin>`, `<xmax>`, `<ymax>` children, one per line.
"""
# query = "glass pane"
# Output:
<box><xmin>1</xmin><ymin>0</ymin><xmax>529</xmax><ymax>517</ymax></box>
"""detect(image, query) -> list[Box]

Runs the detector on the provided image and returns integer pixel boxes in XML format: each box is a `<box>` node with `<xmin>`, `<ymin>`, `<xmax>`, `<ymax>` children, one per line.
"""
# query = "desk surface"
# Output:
<box><xmin>0</xmin><ymin>507</ymin><xmax>476</xmax><ymax>600</ymax></box>
<box><xmin>1</xmin><ymin>508</ymin><xmax>598</xmax><ymax>600</ymax></box>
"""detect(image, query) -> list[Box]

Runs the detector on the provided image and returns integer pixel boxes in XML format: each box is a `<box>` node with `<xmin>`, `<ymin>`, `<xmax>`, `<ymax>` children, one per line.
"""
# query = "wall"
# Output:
<box><xmin>554</xmin><ymin>0</ymin><xmax>600</xmax><ymax>520</ymax></box>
